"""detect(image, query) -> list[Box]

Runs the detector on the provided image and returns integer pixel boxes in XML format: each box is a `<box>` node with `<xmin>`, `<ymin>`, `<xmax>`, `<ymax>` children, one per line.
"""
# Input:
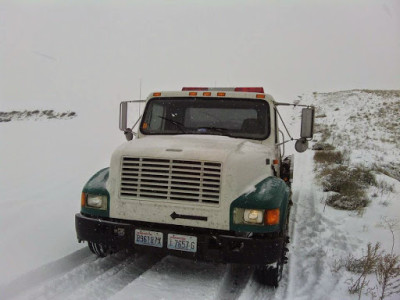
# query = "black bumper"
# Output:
<box><xmin>75</xmin><ymin>213</ymin><xmax>284</xmax><ymax>265</ymax></box>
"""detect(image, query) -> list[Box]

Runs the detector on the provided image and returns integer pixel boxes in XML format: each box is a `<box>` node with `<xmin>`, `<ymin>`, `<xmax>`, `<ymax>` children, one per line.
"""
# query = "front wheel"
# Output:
<box><xmin>255</xmin><ymin>218</ymin><xmax>290</xmax><ymax>287</ymax></box>
<box><xmin>88</xmin><ymin>241</ymin><xmax>110</xmax><ymax>257</ymax></box>
<box><xmin>254</xmin><ymin>264</ymin><xmax>282</xmax><ymax>287</ymax></box>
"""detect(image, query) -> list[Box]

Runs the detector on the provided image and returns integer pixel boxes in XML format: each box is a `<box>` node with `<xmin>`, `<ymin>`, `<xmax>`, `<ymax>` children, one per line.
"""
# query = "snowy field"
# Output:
<box><xmin>1</xmin><ymin>1</ymin><xmax>399</xmax><ymax>299</ymax></box>
<box><xmin>0</xmin><ymin>90</ymin><xmax>399</xmax><ymax>300</ymax></box>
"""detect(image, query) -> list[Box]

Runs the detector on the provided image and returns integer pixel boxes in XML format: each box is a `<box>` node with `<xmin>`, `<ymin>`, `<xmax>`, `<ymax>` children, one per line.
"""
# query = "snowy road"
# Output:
<box><xmin>2</xmin><ymin>144</ymin><xmax>397</xmax><ymax>300</ymax></box>
<box><xmin>1</xmin><ymin>248</ymin><xmax>257</xmax><ymax>299</ymax></box>
<box><xmin>287</xmin><ymin>151</ymin><xmax>347</xmax><ymax>300</ymax></box>
<box><xmin>1</xmin><ymin>151</ymin><xmax>321</xmax><ymax>300</ymax></box>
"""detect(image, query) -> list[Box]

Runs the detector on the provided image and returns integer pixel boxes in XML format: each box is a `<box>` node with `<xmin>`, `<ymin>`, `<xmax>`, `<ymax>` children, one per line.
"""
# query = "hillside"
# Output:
<box><xmin>311</xmin><ymin>90</ymin><xmax>400</xmax><ymax>180</ymax></box>
<box><xmin>304</xmin><ymin>90</ymin><xmax>400</xmax><ymax>299</ymax></box>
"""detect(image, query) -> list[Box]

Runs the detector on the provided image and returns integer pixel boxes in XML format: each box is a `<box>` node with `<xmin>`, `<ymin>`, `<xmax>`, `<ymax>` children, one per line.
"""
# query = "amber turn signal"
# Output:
<box><xmin>265</xmin><ymin>208</ymin><xmax>280</xmax><ymax>225</ymax></box>
<box><xmin>81</xmin><ymin>193</ymin><xmax>86</xmax><ymax>207</ymax></box>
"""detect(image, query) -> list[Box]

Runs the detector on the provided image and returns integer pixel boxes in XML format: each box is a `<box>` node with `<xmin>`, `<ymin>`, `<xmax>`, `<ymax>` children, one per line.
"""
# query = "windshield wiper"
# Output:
<box><xmin>195</xmin><ymin>127</ymin><xmax>233</xmax><ymax>137</ymax></box>
<box><xmin>158</xmin><ymin>116</ymin><xmax>186</xmax><ymax>133</ymax></box>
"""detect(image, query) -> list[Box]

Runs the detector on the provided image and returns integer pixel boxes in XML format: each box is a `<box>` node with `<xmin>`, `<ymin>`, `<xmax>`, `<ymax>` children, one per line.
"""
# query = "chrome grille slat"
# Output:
<box><xmin>120</xmin><ymin>157</ymin><xmax>221</xmax><ymax>205</ymax></box>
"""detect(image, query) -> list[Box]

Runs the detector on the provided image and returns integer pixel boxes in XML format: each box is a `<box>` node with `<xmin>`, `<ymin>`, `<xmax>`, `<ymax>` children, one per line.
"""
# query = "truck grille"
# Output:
<box><xmin>120</xmin><ymin>157</ymin><xmax>222</xmax><ymax>205</ymax></box>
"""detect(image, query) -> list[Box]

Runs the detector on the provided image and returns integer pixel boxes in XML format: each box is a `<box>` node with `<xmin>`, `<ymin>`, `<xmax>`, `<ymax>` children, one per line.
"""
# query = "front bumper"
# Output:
<box><xmin>75</xmin><ymin>213</ymin><xmax>284</xmax><ymax>265</ymax></box>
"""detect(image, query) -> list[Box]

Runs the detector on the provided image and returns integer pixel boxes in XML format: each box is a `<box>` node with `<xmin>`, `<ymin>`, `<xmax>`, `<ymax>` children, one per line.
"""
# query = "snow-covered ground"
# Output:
<box><xmin>1</xmin><ymin>89</ymin><xmax>399</xmax><ymax>300</ymax></box>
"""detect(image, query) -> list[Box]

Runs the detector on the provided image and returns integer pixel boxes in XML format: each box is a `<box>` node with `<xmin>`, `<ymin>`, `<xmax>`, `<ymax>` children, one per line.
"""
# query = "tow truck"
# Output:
<box><xmin>75</xmin><ymin>87</ymin><xmax>314</xmax><ymax>286</ymax></box>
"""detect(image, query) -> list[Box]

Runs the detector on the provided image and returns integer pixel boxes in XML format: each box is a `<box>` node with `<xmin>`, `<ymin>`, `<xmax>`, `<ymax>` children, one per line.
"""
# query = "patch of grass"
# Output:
<box><xmin>326</xmin><ymin>192</ymin><xmax>368</xmax><ymax>210</ymax></box>
<box><xmin>359</xmin><ymin>89</ymin><xmax>400</xmax><ymax>98</ymax></box>
<box><xmin>377</xmin><ymin>180</ymin><xmax>394</xmax><ymax>194</ymax></box>
<box><xmin>373</xmin><ymin>164</ymin><xmax>400</xmax><ymax>181</ymax></box>
<box><xmin>345</xmin><ymin>243</ymin><xmax>381</xmax><ymax>298</ymax></box>
<box><xmin>352</xmin><ymin>165</ymin><xmax>377</xmax><ymax>187</ymax></box>
<box><xmin>320</xmin><ymin>164</ymin><xmax>376</xmax><ymax>192</ymax></box>
<box><xmin>314</xmin><ymin>150</ymin><xmax>343</xmax><ymax>164</ymax></box>
<box><xmin>334</xmin><ymin>222</ymin><xmax>400</xmax><ymax>299</ymax></box>
<box><xmin>0</xmin><ymin>110</ymin><xmax>77</xmax><ymax>122</ymax></box>
<box><xmin>314</xmin><ymin>123</ymin><xmax>331</xmax><ymax>142</ymax></box>
<box><xmin>319</xmin><ymin>165</ymin><xmax>353</xmax><ymax>193</ymax></box>
<box><xmin>315</xmin><ymin>148</ymin><xmax>376</xmax><ymax>210</ymax></box>
<box><xmin>312</xmin><ymin>143</ymin><xmax>335</xmax><ymax>151</ymax></box>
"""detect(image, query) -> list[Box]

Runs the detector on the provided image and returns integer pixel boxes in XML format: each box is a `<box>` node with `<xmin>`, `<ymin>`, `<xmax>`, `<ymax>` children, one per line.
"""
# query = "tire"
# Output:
<box><xmin>255</xmin><ymin>213</ymin><xmax>290</xmax><ymax>287</ymax></box>
<box><xmin>88</xmin><ymin>241</ymin><xmax>110</xmax><ymax>257</ymax></box>
<box><xmin>255</xmin><ymin>264</ymin><xmax>281</xmax><ymax>287</ymax></box>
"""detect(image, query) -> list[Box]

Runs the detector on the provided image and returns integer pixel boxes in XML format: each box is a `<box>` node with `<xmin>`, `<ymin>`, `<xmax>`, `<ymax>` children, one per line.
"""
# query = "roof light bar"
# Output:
<box><xmin>234</xmin><ymin>87</ymin><xmax>264</xmax><ymax>93</ymax></box>
<box><xmin>182</xmin><ymin>87</ymin><xmax>208</xmax><ymax>91</ymax></box>
<box><xmin>182</xmin><ymin>87</ymin><xmax>265</xmax><ymax>93</ymax></box>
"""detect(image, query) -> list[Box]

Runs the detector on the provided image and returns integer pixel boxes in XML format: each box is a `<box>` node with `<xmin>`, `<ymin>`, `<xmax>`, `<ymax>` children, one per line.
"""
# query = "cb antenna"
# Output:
<box><xmin>139</xmin><ymin>78</ymin><xmax>142</xmax><ymax>100</ymax></box>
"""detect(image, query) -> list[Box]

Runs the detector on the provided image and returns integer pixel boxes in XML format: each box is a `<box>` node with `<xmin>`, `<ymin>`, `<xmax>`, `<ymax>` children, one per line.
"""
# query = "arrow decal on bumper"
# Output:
<box><xmin>170</xmin><ymin>212</ymin><xmax>208</xmax><ymax>221</ymax></box>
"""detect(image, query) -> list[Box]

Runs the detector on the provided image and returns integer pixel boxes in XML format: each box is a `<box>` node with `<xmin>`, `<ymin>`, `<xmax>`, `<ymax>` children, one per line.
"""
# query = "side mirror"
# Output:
<box><xmin>295</xmin><ymin>138</ymin><xmax>308</xmax><ymax>153</ymax></box>
<box><xmin>119</xmin><ymin>100</ymin><xmax>146</xmax><ymax>140</ymax></box>
<box><xmin>300</xmin><ymin>107</ymin><xmax>314</xmax><ymax>139</ymax></box>
<box><xmin>124</xmin><ymin>128</ymin><xmax>134</xmax><ymax>141</ymax></box>
<box><xmin>119</xmin><ymin>102</ymin><xmax>128</xmax><ymax>131</ymax></box>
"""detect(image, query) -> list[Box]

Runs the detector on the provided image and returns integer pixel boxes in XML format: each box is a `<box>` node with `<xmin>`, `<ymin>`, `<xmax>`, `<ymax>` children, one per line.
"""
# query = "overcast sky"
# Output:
<box><xmin>1</xmin><ymin>0</ymin><xmax>399</xmax><ymax>110</ymax></box>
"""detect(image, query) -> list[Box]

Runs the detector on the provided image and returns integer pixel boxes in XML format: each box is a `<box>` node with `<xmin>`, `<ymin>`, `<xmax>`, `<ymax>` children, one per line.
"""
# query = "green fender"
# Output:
<box><xmin>230</xmin><ymin>176</ymin><xmax>290</xmax><ymax>233</ymax></box>
<box><xmin>81</xmin><ymin>168</ymin><xmax>110</xmax><ymax>217</ymax></box>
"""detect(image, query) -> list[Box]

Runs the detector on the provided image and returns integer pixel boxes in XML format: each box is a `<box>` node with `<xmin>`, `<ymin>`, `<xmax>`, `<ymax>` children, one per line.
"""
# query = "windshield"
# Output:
<box><xmin>140</xmin><ymin>97</ymin><xmax>270</xmax><ymax>140</ymax></box>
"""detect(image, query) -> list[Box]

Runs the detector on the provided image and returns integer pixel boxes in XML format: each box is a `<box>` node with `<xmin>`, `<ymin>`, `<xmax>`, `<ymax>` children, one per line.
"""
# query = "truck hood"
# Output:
<box><xmin>114</xmin><ymin>134</ymin><xmax>271</xmax><ymax>164</ymax></box>
<box><xmin>108</xmin><ymin>134</ymin><xmax>276</xmax><ymax>230</ymax></box>
<box><xmin>112</xmin><ymin>134</ymin><xmax>275</xmax><ymax>197</ymax></box>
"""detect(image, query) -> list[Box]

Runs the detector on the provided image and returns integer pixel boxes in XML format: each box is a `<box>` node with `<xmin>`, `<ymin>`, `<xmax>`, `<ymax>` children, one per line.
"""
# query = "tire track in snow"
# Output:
<box><xmin>3</xmin><ymin>250</ymin><xmax>163</xmax><ymax>300</ymax></box>
<box><xmin>110</xmin><ymin>256</ymin><xmax>227</xmax><ymax>300</ymax></box>
<box><xmin>0</xmin><ymin>248</ymin><xmax>93</xmax><ymax>299</ymax></box>
<box><xmin>237</xmin><ymin>272</ymin><xmax>283</xmax><ymax>300</ymax></box>
<box><xmin>286</xmin><ymin>151</ymin><xmax>351</xmax><ymax>300</ymax></box>
<box><xmin>215</xmin><ymin>264</ymin><xmax>253</xmax><ymax>300</ymax></box>
<box><xmin>64</xmin><ymin>253</ymin><xmax>164</xmax><ymax>300</ymax></box>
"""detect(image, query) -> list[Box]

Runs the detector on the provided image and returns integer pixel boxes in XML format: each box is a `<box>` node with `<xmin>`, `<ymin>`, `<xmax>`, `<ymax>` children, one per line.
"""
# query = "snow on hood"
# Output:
<box><xmin>111</xmin><ymin>134</ymin><xmax>275</xmax><ymax>199</ymax></box>
<box><xmin>113</xmin><ymin>134</ymin><xmax>271</xmax><ymax>163</ymax></box>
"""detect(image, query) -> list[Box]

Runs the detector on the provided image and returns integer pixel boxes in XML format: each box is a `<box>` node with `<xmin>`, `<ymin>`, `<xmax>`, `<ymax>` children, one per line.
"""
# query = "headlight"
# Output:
<box><xmin>233</xmin><ymin>207</ymin><xmax>280</xmax><ymax>226</ymax></box>
<box><xmin>244</xmin><ymin>209</ymin><xmax>264</xmax><ymax>224</ymax></box>
<box><xmin>86</xmin><ymin>194</ymin><xmax>107</xmax><ymax>210</ymax></box>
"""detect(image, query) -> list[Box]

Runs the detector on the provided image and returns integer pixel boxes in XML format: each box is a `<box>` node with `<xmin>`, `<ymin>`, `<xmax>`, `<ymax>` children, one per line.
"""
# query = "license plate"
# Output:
<box><xmin>167</xmin><ymin>233</ymin><xmax>197</xmax><ymax>253</ymax></box>
<box><xmin>135</xmin><ymin>229</ymin><xmax>163</xmax><ymax>248</ymax></box>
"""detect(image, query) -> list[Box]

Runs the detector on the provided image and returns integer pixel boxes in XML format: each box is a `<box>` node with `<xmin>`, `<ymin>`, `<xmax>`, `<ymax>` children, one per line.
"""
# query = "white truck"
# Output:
<box><xmin>75</xmin><ymin>87</ymin><xmax>314</xmax><ymax>286</ymax></box>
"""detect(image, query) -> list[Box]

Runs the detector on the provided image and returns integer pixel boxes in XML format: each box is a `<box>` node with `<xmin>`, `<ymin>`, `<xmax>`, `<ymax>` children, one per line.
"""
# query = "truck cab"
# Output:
<box><xmin>75</xmin><ymin>87</ymin><xmax>314</xmax><ymax>286</ymax></box>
